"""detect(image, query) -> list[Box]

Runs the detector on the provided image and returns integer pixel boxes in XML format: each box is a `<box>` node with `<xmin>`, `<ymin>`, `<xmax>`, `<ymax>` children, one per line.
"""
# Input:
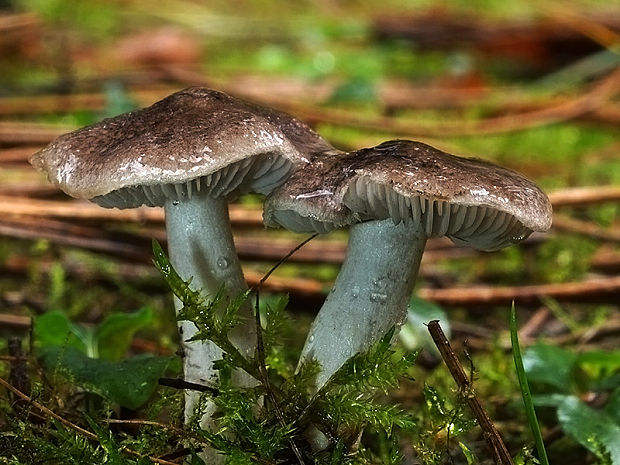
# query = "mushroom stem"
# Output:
<box><xmin>164</xmin><ymin>195</ymin><xmax>257</xmax><ymax>425</ymax></box>
<box><xmin>299</xmin><ymin>218</ymin><xmax>427</xmax><ymax>390</ymax></box>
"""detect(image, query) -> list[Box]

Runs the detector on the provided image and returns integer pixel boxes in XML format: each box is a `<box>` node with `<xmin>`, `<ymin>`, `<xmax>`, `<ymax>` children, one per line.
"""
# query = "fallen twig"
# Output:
<box><xmin>427</xmin><ymin>320</ymin><xmax>514</xmax><ymax>465</ymax></box>
<box><xmin>0</xmin><ymin>13</ymin><xmax>39</xmax><ymax>33</ymax></box>
<box><xmin>2</xmin><ymin>213</ymin><xmax>618</xmax><ymax>306</ymax></box>
<box><xmin>0</xmin><ymin>122</ymin><xmax>72</xmax><ymax>146</ymax></box>
<box><xmin>0</xmin><ymin>313</ymin><xmax>31</xmax><ymax>330</ymax></box>
<box><xmin>591</xmin><ymin>246</ymin><xmax>620</xmax><ymax>273</ymax></box>
<box><xmin>552</xmin><ymin>214</ymin><xmax>620</xmax><ymax>243</ymax></box>
<box><xmin>516</xmin><ymin>307</ymin><xmax>551</xmax><ymax>342</ymax></box>
<box><xmin>547</xmin><ymin>185</ymin><xmax>620</xmax><ymax>207</ymax></box>
<box><xmin>419</xmin><ymin>276</ymin><xmax>620</xmax><ymax>306</ymax></box>
<box><xmin>0</xmin><ymin>196</ymin><xmax>263</xmax><ymax>227</ymax></box>
<box><xmin>0</xmin><ymin>146</ymin><xmax>42</xmax><ymax>164</ymax></box>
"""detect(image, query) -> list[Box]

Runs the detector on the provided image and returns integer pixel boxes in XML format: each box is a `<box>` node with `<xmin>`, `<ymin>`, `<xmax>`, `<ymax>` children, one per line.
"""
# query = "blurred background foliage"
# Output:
<box><xmin>0</xmin><ymin>0</ymin><xmax>619</xmax><ymax>463</ymax></box>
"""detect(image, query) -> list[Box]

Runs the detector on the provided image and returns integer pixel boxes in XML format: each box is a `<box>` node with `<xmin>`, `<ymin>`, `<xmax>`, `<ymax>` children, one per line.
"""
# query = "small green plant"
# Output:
<box><xmin>152</xmin><ymin>239</ymin><xmax>420</xmax><ymax>463</ymax></box>
<box><xmin>33</xmin><ymin>307</ymin><xmax>173</xmax><ymax>410</ymax></box>
<box><xmin>520</xmin><ymin>330</ymin><xmax>620</xmax><ymax>463</ymax></box>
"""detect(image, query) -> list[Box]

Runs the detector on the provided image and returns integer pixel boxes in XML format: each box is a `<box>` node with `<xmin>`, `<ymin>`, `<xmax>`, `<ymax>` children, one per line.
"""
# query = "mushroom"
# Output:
<box><xmin>264</xmin><ymin>139</ymin><xmax>552</xmax><ymax>390</ymax></box>
<box><xmin>30</xmin><ymin>87</ymin><xmax>338</xmax><ymax>423</ymax></box>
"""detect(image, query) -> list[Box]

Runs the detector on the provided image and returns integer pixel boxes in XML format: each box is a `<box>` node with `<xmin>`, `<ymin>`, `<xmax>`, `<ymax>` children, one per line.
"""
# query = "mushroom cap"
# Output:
<box><xmin>30</xmin><ymin>87</ymin><xmax>336</xmax><ymax>208</ymax></box>
<box><xmin>264</xmin><ymin>153</ymin><xmax>357</xmax><ymax>233</ymax></box>
<box><xmin>264</xmin><ymin>139</ymin><xmax>553</xmax><ymax>251</ymax></box>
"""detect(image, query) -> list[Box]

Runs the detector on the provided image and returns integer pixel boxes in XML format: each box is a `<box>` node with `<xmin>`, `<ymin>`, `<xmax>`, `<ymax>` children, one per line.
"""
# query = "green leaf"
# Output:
<box><xmin>33</xmin><ymin>311</ymin><xmax>87</xmax><ymax>354</ymax></box>
<box><xmin>556</xmin><ymin>395</ymin><xmax>620</xmax><ymax>464</ymax></box>
<box><xmin>459</xmin><ymin>442</ymin><xmax>477</xmax><ymax>465</ymax></box>
<box><xmin>40</xmin><ymin>347</ymin><xmax>171</xmax><ymax>409</ymax></box>
<box><xmin>576</xmin><ymin>350</ymin><xmax>620</xmax><ymax>383</ymax></box>
<box><xmin>400</xmin><ymin>296</ymin><xmax>449</xmax><ymax>353</ymax></box>
<box><xmin>95</xmin><ymin>307</ymin><xmax>154</xmax><ymax>361</ymax></box>
<box><xmin>522</xmin><ymin>343</ymin><xmax>577</xmax><ymax>392</ymax></box>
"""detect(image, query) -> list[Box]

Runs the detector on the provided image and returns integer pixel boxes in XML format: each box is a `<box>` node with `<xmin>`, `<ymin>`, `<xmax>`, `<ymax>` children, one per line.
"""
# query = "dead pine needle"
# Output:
<box><xmin>427</xmin><ymin>320</ymin><xmax>514</xmax><ymax>465</ymax></box>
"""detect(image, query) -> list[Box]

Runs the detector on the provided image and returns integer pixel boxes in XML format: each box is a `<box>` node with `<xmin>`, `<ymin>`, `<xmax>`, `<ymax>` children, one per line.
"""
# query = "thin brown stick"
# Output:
<box><xmin>0</xmin><ymin>147</ymin><xmax>42</xmax><ymax>164</ymax></box>
<box><xmin>0</xmin><ymin>377</ymin><xmax>180</xmax><ymax>465</ymax></box>
<box><xmin>419</xmin><ymin>276</ymin><xmax>620</xmax><ymax>306</ymax></box>
<box><xmin>0</xmin><ymin>89</ymin><xmax>171</xmax><ymax>117</ymax></box>
<box><xmin>547</xmin><ymin>185</ymin><xmax>620</xmax><ymax>207</ymax></box>
<box><xmin>427</xmin><ymin>321</ymin><xmax>514</xmax><ymax>465</ymax></box>
<box><xmin>1</xmin><ymin>221</ymin><xmax>618</xmax><ymax>306</ymax></box>
<box><xmin>0</xmin><ymin>196</ymin><xmax>263</xmax><ymax>227</ymax></box>
<box><xmin>158</xmin><ymin>377</ymin><xmax>218</xmax><ymax>395</ymax></box>
<box><xmin>0</xmin><ymin>122</ymin><xmax>73</xmax><ymax>145</ymax></box>
<box><xmin>105</xmin><ymin>418</ymin><xmax>201</xmax><ymax>441</ymax></box>
<box><xmin>168</xmin><ymin>64</ymin><xmax>620</xmax><ymax>136</ymax></box>
<box><xmin>552</xmin><ymin>215</ymin><xmax>620</xmax><ymax>243</ymax></box>
<box><xmin>105</xmin><ymin>419</ymin><xmax>276</xmax><ymax>465</ymax></box>
<box><xmin>591</xmin><ymin>247</ymin><xmax>620</xmax><ymax>274</ymax></box>
<box><xmin>0</xmin><ymin>217</ymin><xmax>150</xmax><ymax>261</ymax></box>
<box><xmin>0</xmin><ymin>376</ymin><xmax>97</xmax><ymax>439</ymax></box>
<box><xmin>0</xmin><ymin>313</ymin><xmax>31</xmax><ymax>330</ymax></box>
<box><xmin>0</xmin><ymin>184</ymin><xmax>60</xmax><ymax>197</ymax></box>
<box><xmin>517</xmin><ymin>307</ymin><xmax>551</xmax><ymax>342</ymax></box>
<box><xmin>0</xmin><ymin>13</ymin><xmax>39</xmax><ymax>32</ymax></box>
<box><xmin>542</xmin><ymin>3</ymin><xmax>620</xmax><ymax>49</ymax></box>
<box><xmin>299</xmin><ymin>68</ymin><xmax>620</xmax><ymax>137</ymax></box>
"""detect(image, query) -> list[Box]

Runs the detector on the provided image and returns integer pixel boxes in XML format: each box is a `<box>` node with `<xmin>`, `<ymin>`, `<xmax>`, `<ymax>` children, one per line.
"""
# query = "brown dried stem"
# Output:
<box><xmin>427</xmin><ymin>320</ymin><xmax>514</xmax><ymax>465</ymax></box>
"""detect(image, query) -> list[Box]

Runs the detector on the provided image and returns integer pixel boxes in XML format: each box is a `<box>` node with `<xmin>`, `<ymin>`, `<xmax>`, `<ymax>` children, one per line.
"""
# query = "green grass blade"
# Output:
<box><xmin>510</xmin><ymin>304</ymin><xmax>550</xmax><ymax>465</ymax></box>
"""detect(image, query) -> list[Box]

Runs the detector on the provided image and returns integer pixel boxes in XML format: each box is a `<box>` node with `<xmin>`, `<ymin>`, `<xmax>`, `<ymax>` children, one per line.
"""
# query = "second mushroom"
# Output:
<box><xmin>265</xmin><ymin>139</ymin><xmax>553</xmax><ymax>390</ymax></box>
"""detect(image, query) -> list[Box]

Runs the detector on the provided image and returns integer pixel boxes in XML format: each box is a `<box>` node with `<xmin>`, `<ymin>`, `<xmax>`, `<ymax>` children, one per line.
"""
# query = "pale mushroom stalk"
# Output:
<box><xmin>300</xmin><ymin>218</ymin><xmax>427</xmax><ymax>389</ymax></box>
<box><xmin>164</xmin><ymin>195</ymin><xmax>255</xmax><ymax>424</ymax></box>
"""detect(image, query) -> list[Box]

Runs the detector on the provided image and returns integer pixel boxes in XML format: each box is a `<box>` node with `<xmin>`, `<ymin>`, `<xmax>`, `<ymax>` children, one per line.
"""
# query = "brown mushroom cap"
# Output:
<box><xmin>30</xmin><ymin>87</ymin><xmax>335</xmax><ymax>208</ymax></box>
<box><xmin>265</xmin><ymin>139</ymin><xmax>553</xmax><ymax>250</ymax></box>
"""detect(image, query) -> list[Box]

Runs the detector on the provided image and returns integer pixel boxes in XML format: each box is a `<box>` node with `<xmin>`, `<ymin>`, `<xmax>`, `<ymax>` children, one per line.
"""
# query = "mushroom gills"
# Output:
<box><xmin>346</xmin><ymin>178</ymin><xmax>462</xmax><ymax>235</ymax></box>
<box><xmin>449</xmin><ymin>210</ymin><xmax>533</xmax><ymax>251</ymax></box>
<box><xmin>92</xmin><ymin>154</ymin><xmax>295</xmax><ymax>208</ymax></box>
